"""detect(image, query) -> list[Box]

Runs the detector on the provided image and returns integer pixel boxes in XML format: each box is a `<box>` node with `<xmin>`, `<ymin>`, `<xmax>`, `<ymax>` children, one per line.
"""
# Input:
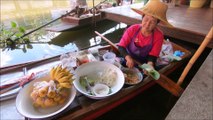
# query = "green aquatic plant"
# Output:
<box><xmin>0</xmin><ymin>20</ymin><xmax>51</xmax><ymax>52</ymax></box>
<box><xmin>0</xmin><ymin>21</ymin><xmax>32</xmax><ymax>52</ymax></box>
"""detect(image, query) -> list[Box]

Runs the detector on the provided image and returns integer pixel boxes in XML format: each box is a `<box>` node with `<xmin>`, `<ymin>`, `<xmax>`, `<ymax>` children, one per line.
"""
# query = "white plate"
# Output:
<box><xmin>16</xmin><ymin>73</ymin><xmax>76</xmax><ymax>119</ymax></box>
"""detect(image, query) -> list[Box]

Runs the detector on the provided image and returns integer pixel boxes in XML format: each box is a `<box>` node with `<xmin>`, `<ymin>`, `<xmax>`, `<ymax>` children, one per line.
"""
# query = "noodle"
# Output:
<box><xmin>97</xmin><ymin>68</ymin><xmax>117</xmax><ymax>87</ymax></box>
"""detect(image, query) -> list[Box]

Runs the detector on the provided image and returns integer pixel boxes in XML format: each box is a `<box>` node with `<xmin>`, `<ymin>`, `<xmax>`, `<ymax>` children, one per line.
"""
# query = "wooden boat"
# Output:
<box><xmin>61</xmin><ymin>14</ymin><xmax>102</xmax><ymax>26</ymax></box>
<box><xmin>60</xmin><ymin>1</ymin><xmax>112</xmax><ymax>26</ymax></box>
<box><xmin>46</xmin><ymin>1</ymin><xmax>113</xmax><ymax>32</ymax></box>
<box><xmin>0</xmin><ymin>40</ymin><xmax>191</xmax><ymax>120</ymax></box>
<box><xmin>46</xmin><ymin>13</ymin><xmax>104</xmax><ymax>32</ymax></box>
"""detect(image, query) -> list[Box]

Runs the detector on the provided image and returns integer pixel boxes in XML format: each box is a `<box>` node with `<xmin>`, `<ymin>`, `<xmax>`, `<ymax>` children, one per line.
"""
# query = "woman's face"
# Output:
<box><xmin>141</xmin><ymin>15</ymin><xmax>158</xmax><ymax>32</ymax></box>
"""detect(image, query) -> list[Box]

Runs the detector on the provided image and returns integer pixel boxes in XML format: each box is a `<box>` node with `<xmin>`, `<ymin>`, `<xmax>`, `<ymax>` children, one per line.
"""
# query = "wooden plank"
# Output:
<box><xmin>100</xmin><ymin>4</ymin><xmax>213</xmax><ymax>48</ymax></box>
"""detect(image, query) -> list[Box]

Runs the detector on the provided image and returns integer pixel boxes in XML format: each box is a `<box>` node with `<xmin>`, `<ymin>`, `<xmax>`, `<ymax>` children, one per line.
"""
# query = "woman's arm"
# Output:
<box><xmin>118</xmin><ymin>46</ymin><xmax>134</xmax><ymax>68</ymax></box>
<box><xmin>118</xmin><ymin>46</ymin><xmax>128</xmax><ymax>57</ymax></box>
<box><xmin>147</xmin><ymin>55</ymin><xmax>157</xmax><ymax>66</ymax></box>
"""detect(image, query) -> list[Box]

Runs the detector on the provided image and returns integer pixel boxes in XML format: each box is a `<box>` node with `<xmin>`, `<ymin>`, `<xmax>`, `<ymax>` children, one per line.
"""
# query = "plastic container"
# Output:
<box><xmin>103</xmin><ymin>52</ymin><xmax>116</xmax><ymax>64</ymax></box>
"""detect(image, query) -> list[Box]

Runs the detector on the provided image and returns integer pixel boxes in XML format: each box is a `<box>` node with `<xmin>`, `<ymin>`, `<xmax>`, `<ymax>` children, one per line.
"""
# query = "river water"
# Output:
<box><xmin>0</xmin><ymin>0</ymin><xmax>130</xmax><ymax>68</ymax></box>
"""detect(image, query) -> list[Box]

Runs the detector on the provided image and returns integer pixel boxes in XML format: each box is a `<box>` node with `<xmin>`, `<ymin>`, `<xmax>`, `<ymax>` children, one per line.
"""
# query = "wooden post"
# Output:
<box><xmin>177</xmin><ymin>27</ymin><xmax>213</xmax><ymax>86</ymax></box>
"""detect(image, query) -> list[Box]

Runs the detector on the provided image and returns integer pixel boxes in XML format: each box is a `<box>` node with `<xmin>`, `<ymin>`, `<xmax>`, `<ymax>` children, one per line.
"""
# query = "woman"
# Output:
<box><xmin>118</xmin><ymin>0</ymin><xmax>173</xmax><ymax>69</ymax></box>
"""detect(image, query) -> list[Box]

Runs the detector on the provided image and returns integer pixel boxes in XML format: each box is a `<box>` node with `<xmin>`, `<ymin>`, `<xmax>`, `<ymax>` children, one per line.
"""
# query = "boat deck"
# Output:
<box><xmin>0</xmin><ymin>42</ymin><xmax>191</xmax><ymax>120</ymax></box>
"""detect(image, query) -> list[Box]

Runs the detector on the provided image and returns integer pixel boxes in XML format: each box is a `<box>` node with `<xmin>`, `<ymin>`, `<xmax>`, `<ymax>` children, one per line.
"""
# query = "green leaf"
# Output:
<box><xmin>139</xmin><ymin>64</ymin><xmax>160</xmax><ymax>80</ymax></box>
<box><xmin>15</xmin><ymin>40</ymin><xmax>20</xmax><ymax>44</ymax></box>
<box><xmin>3</xmin><ymin>30</ymin><xmax>10</xmax><ymax>35</ymax></box>
<box><xmin>15</xmin><ymin>33</ymin><xmax>23</xmax><ymax>38</ymax></box>
<box><xmin>6</xmin><ymin>41</ymin><xmax>12</xmax><ymax>45</ymax></box>
<box><xmin>23</xmin><ymin>37</ymin><xmax>30</xmax><ymax>43</ymax></box>
<box><xmin>79</xmin><ymin>76</ymin><xmax>87</xmax><ymax>90</ymax></box>
<box><xmin>19</xmin><ymin>26</ymin><xmax>26</xmax><ymax>33</ymax></box>
<box><xmin>11</xmin><ymin>21</ymin><xmax>17</xmax><ymax>28</ymax></box>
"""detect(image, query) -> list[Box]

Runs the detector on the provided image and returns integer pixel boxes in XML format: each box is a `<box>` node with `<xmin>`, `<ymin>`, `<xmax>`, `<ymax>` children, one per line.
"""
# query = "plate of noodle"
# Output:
<box><xmin>121</xmin><ymin>67</ymin><xmax>143</xmax><ymax>85</ymax></box>
<box><xmin>73</xmin><ymin>61</ymin><xmax>125</xmax><ymax>99</ymax></box>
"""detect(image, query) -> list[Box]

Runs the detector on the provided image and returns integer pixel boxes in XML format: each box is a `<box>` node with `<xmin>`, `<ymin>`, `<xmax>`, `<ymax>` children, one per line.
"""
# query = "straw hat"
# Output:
<box><xmin>131</xmin><ymin>0</ymin><xmax>173</xmax><ymax>27</ymax></box>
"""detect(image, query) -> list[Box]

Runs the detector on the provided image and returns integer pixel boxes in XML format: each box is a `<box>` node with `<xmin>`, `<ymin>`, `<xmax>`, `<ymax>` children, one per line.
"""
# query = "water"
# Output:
<box><xmin>0</xmin><ymin>0</ymin><xmax>129</xmax><ymax>68</ymax></box>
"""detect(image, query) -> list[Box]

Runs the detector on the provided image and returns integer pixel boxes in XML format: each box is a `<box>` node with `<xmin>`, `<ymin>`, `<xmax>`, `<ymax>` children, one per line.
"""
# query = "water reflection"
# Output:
<box><xmin>1</xmin><ymin>20</ymin><xmax>127</xmax><ymax>68</ymax></box>
<box><xmin>49</xmin><ymin>20</ymin><xmax>122</xmax><ymax>47</ymax></box>
<box><xmin>0</xmin><ymin>0</ymin><xmax>128</xmax><ymax>68</ymax></box>
<box><xmin>1</xmin><ymin>43</ymin><xmax>77</xmax><ymax>67</ymax></box>
<box><xmin>1</xmin><ymin>0</ymin><xmax>71</xmax><ymax>29</ymax></box>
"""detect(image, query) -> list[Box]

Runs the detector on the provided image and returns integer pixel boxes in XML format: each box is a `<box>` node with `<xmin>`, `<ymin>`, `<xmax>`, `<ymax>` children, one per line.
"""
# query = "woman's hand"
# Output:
<box><xmin>125</xmin><ymin>55</ymin><xmax>134</xmax><ymax>68</ymax></box>
<box><xmin>143</xmin><ymin>61</ymin><xmax>154</xmax><ymax>75</ymax></box>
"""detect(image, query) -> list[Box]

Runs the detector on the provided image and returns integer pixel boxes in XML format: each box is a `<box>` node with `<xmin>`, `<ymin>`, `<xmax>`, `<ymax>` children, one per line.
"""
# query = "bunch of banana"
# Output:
<box><xmin>50</xmin><ymin>65</ymin><xmax>73</xmax><ymax>88</ymax></box>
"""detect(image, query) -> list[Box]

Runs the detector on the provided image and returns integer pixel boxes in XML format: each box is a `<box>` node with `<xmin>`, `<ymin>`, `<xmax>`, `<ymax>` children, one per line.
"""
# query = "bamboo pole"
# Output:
<box><xmin>177</xmin><ymin>27</ymin><xmax>213</xmax><ymax>86</ymax></box>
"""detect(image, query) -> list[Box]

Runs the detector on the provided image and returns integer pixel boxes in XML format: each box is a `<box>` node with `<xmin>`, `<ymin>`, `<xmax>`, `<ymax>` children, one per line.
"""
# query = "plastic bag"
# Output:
<box><xmin>156</xmin><ymin>39</ymin><xmax>174</xmax><ymax>66</ymax></box>
<box><xmin>161</xmin><ymin>39</ymin><xmax>173</xmax><ymax>56</ymax></box>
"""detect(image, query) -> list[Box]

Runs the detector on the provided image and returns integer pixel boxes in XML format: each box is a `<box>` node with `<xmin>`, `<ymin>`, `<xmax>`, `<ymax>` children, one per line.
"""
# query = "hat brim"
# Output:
<box><xmin>131</xmin><ymin>8</ymin><xmax>173</xmax><ymax>28</ymax></box>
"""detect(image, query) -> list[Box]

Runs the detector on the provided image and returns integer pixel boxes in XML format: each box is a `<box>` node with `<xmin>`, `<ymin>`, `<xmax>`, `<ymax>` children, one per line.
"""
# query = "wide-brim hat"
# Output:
<box><xmin>131</xmin><ymin>0</ymin><xmax>173</xmax><ymax>28</ymax></box>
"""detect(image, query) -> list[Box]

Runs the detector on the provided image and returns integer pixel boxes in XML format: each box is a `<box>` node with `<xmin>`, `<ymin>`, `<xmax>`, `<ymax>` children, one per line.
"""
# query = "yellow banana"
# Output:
<box><xmin>54</xmin><ymin>65</ymin><xmax>63</xmax><ymax>79</ymax></box>
<box><xmin>55</xmin><ymin>72</ymin><xmax>66</xmax><ymax>81</ymax></box>
<box><xmin>59</xmin><ymin>82</ymin><xmax>71</xmax><ymax>88</ymax></box>
<box><xmin>61</xmin><ymin>67</ymin><xmax>68</xmax><ymax>73</ymax></box>
<box><xmin>64</xmin><ymin>68</ymin><xmax>71</xmax><ymax>75</ymax></box>
<box><xmin>50</xmin><ymin>67</ymin><xmax>57</xmax><ymax>80</ymax></box>
<box><xmin>59</xmin><ymin>67</ymin><xmax>70</xmax><ymax>76</ymax></box>
<box><xmin>58</xmin><ymin>76</ymin><xmax>71</xmax><ymax>83</ymax></box>
<box><xmin>66</xmin><ymin>73</ymin><xmax>73</xmax><ymax>79</ymax></box>
<box><xmin>67</xmin><ymin>74</ymin><xmax>74</xmax><ymax>83</ymax></box>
